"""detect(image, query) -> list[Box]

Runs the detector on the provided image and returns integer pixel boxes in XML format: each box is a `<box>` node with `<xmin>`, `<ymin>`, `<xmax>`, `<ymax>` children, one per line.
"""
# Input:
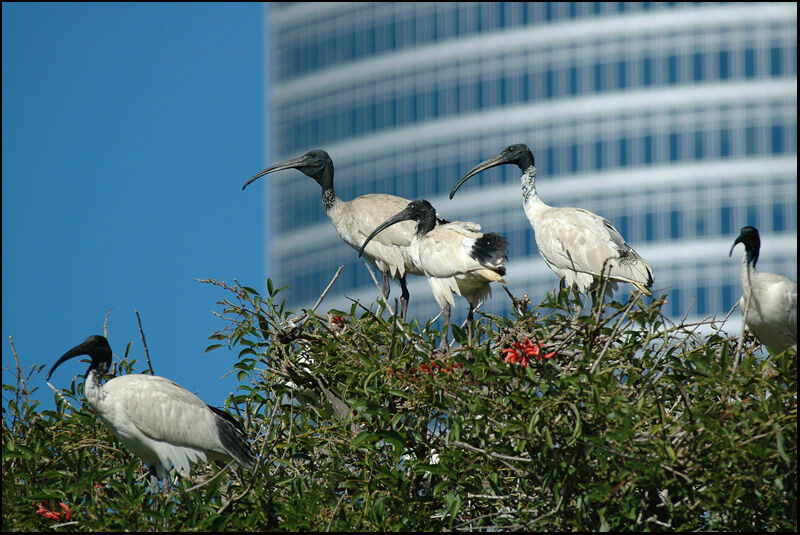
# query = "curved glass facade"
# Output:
<box><xmin>266</xmin><ymin>2</ymin><xmax>797</xmax><ymax>326</ymax></box>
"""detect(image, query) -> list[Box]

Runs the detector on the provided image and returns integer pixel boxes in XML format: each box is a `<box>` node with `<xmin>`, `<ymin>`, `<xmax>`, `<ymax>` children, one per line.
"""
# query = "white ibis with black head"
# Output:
<box><xmin>47</xmin><ymin>335</ymin><xmax>256</xmax><ymax>492</ymax></box>
<box><xmin>451</xmin><ymin>144</ymin><xmax>653</xmax><ymax>305</ymax></box>
<box><xmin>359</xmin><ymin>199</ymin><xmax>509</xmax><ymax>348</ymax></box>
<box><xmin>243</xmin><ymin>149</ymin><xmax>422</xmax><ymax>319</ymax></box>
<box><xmin>729</xmin><ymin>226</ymin><xmax>797</xmax><ymax>354</ymax></box>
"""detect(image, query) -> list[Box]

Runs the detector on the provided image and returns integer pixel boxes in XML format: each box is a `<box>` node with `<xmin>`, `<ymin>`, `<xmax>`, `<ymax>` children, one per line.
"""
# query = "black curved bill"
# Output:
<box><xmin>46</xmin><ymin>341</ymin><xmax>91</xmax><ymax>381</ymax></box>
<box><xmin>358</xmin><ymin>206</ymin><xmax>416</xmax><ymax>258</ymax></box>
<box><xmin>449</xmin><ymin>152</ymin><xmax>512</xmax><ymax>199</ymax></box>
<box><xmin>242</xmin><ymin>154</ymin><xmax>310</xmax><ymax>190</ymax></box>
<box><xmin>729</xmin><ymin>235</ymin><xmax>744</xmax><ymax>257</ymax></box>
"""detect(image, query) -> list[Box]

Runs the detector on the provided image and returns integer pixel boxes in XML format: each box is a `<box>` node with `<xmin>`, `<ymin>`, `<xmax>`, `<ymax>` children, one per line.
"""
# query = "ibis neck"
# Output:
<box><xmin>521</xmin><ymin>166</ymin><xmax>548</xmax><ymax>217</ymax></box>
<box><xmin>321</xmin><ymin>187</ymin><xmax>340</xmax><ymax>211</ymax></box>
<box><xmin>83</xmin><ymin>367</ymin><xmax>106</xmax><ymax>408</ymax></box>
<box><xmin>740</xmin><ymin>253</ymin><xmax>759</xmax><ymax>290</ymax></box>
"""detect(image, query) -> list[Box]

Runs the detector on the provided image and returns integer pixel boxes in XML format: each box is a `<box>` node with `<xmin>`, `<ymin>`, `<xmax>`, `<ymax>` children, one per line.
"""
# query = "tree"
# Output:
<box><xmin>3</xmin><ymin>274</ymin><xmax>796</xmax><ymax>531</ymax></box>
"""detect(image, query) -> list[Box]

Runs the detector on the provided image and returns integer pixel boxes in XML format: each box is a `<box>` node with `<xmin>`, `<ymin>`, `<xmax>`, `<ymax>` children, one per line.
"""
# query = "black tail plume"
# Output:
<box><xmin>471</xmin><ymin>232</ymin><xmax>509</xmax><ymax>274</ymax></box>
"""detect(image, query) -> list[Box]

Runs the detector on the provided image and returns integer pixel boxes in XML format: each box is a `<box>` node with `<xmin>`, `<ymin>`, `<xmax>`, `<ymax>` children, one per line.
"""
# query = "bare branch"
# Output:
<box><xmin>135</xmin><ymin>310</ymin><xmax>154</xmax><ymax>375</ymax></box>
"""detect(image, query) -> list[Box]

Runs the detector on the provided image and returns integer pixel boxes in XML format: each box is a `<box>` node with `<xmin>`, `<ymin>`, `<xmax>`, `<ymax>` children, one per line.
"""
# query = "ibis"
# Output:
<box><xmin>729</xmin><ymin>226</ymin><xmax>797</xmax><ymax>354</ymax></box>
<box><xmin>243</xmin><ymin>149</ymin><xmax>421</xmax><ymax>318</ymax></box>
<box><xmin>47</xmin><ymin>335</ymin><xmax>256</xmax><ymax>492</ymax></box>
<box><xmin>359</xmin><ymin>199</ymin><xmax>509</xmax><ymax>348</ymax></box>
<box><xmin>450</xmin><ymin>144</ymin><xmax>653</xmax><ymax>307</ymax></box>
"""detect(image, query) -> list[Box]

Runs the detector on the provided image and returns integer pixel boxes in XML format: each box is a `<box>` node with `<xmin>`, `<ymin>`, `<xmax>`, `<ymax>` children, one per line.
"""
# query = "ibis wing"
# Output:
<box><xmin>332</xmin><ymin>194</ymin><xmax>421</xmax><ymax>277</ymax></box>
<box><xmin>535</xmin><ymin>207</ymin><xmax>652</xmax><ymax>291</ymax></box>
<box><xmin>105</xmin><ymin>375</ymin><xmax>225</xmax><ymax>455</ymax></box>
<box><xmin>343</xmin><ymin>194</ymin><xmax>416</xmax><ymax>248</ymax></box>
<box><xmin>415</xmin><ymin>224</ymin><xmax>483</xmax><ymax>278</ymax></box>
<box><xmin>759</xmin><ymin>273</ymin><xmax>798</xmax><ymax>341</ymax></box>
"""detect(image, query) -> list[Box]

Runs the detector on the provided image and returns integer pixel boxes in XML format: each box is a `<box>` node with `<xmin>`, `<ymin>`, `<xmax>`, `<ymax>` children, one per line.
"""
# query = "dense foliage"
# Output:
<box><xmin>3</xmin><ymin>275</ymin><xmax>796</xmax><ymax>531</ymax></box>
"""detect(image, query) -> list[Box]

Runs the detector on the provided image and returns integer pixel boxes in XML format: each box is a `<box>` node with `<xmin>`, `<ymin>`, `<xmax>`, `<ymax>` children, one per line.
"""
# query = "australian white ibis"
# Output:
<box><xmin>47</xmin><ymin>335</ymin><xmax>256</xmax><ymax>492</ymax></box>
<box><xmin>243</xmin><ymin>149</ymin><xmax>422</xmax><ymax>318</ymax></box>
<box><xmin>359</xmin><ymin>199</ymin><xmax>509</xmax><ymax>349</ymax></box>
<box><xmin>450</xmin><ymin>144</ymin><xmax>653</xmax><ymax>307</ymax></box>
<box><xmin>729</xmin><ymin>226</ymin><xmax>797</xmax><ymax>354</ymax></box>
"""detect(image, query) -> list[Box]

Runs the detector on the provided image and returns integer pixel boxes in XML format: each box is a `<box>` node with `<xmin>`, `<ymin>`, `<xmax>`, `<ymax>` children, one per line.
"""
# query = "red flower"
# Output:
<box><xmin>502</xmin><ymin>338</ymin><xmax>555</xmax><ymax>367</ymax></box>
<box><xmin>35</xmin><ymin>501</ymin><xmax>70</xmax><ymax>522</ymax></box>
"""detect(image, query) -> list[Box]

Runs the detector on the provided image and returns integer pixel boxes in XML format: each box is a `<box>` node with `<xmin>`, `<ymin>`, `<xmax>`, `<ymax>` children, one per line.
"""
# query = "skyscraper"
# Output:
<box><xmin>265</xmin><ymin>2</ymin><xmax>797</xmax><ymax>325</ymax></box>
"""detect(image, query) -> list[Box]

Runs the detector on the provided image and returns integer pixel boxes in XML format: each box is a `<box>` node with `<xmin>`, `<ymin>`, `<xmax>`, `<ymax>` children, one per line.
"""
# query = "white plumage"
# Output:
<box><xmin>243</xmin><ymin>149</ymin><xmax>421</xmax><ymax>318</ymax></box>
<box><xmin>47</xmin><ymin>335</ymin><xmax>255</xmax><ymax>492</ymax></box>
<box><xmin>729</xmin><ymin>226</ymin><xmax>797</xmax><ymax>355</ymax></box>
<box><xmin>359</xmin><ymin>199</ymin><xmax>508</xmax><ymax>347</ymax></box>
<box><xmin>451</xmin><ymin>144</ymin><xmax>653</xmax><ymax>300</ymax></box>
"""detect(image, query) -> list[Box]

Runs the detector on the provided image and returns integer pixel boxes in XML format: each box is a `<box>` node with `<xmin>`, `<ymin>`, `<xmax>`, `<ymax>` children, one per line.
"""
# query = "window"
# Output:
<box><xmin>595</xmin><ymin>140</ymin><xmax>604</xmax><ymax>170</ymax></box>
<box><xmin>721</xmin><ymin>205</ymin><xmax>732</xmax><ymax>235</ymax></box>
<box><xmin>745</xmin><ymin>126</ymin><xmax>757</xmax><ymax>155</ymax></box>
<box><xmin>719</xmin><ymin>50</ymin><xmax>730</xmax><ymax>79</ymax></box>
<box><xmin>669</xmin><ymin>132</ymin><xmax>680</xmax><ymax>161</ymax></box>
<box><xmin>772</xmin><ymin>201</ymin><xmax>786</xmax><ymax>232</ymax></box>
<box><xmin>744</xmin><ymin>48</ymin><xmax>756</xmax><ymax>78</ymax></box>
<box><xmin>619</xmin><ymin>137</ymin><xmax>628</xmax><ymax>167</ymax></box>
<box><xmin>693</xmin><ymin>52</ymin><xmax>703</xmax><ymax>82</ymax></box>
<box><xmin>771</xmin><ymin>124</ymin><xmax>784</xmax><ymax>154</ymax></box>
<box><xmin>722</xmin><ymin>283</ymin><xmax>736</xmax><ymax>312</ymax></box>
<box><xmin>644</xmin><ymin>135</ymin><xmax>653</xmax><ymax>164</ymax></box>
<box><xmin>697</xmin><ymin>285</ymin><xmax>707</xmax><ymax>315</ymax></box>
<box><xmin>694</xmin><ymin>131</ymin><xmax>704</xmax><ymax>159</ymax></box>
<box><xmin>668</xmin><ymin>55</ymin><xmax>678</xmax><ymax>84</ymax></box>
<box><xmin>770</xmin><ymin>46</ymin><xmax>783</xmax><ymax>76</ymax></box>
<box><xmin>720</xmin><ymin>128</ymin><xmax>731</xmax><ymax>158</ymax></box>
<box><xmin>671</xmin><ymin>288</ymin><xmax>682</xmax><ymax>317</ymax></box>
<box><xmin>670</xmin><ymin>209</ymin><xmax>682</xmax><ymax>239</ymax></box>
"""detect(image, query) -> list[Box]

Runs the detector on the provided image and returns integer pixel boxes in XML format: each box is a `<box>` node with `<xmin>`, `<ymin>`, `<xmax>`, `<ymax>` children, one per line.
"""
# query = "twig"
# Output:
<box><xmin>9</xmin><ymin>336</ymin><xmax>24</xmax><ymax>427</ymax></box>
<box><xmin>590</xmin><ymin>292</ymin><xmax>640</xmax><ymax>374</ymax></box>
<box><xmin>447</xmin><ymin>439</ymin><xmax>532</xmax><ymax>464</ymax></box>
<box><xmin>103</xmin><ymin>306</ymin><xmax>114</xmax><ymax>338</ymax></box>
<box><xmin>184</xmin><ymin>460</ymin><xmax>233</xmax><ymax>492</ymax></box>
<box><xmin>288</xmin><ymin>265</ymin><xmax>344</xmax><ymax>325</ymax></box>
<box><xmin>363</xmin><ymin>263</ymin><xmax>391</xmax><ymax>316</ymax></box>
<box><xmin>46</xmin><ymin>382</ymin><xmax>75</xmax><ymax>411</ymax></box>
<box><xmin>326</xmin><ymin>493</ymin><xmax>346</xmax><ymax>532</ymax></box>
<box><xmin>49</xmin><ymin>521</ymin><xmax>79</xmax><ymax>529</ymax></box>
<box><xmin>732</xmin><ymin>293</ymin><xmax>750</xmax><ymax>377</ymax></box>
<box><xmin>135</xmin><ymin>310</ymin><xmax>154</xmax><ymax>375</ymax></box>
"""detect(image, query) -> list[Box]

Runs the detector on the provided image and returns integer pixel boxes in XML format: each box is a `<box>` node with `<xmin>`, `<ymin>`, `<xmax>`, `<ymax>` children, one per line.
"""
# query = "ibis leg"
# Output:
<box><xmin>381</xmin><ymin>271</ymin><xmax>391</xmax><ymax>301</ymax></box>
<box><xmin>571</xmin><ymin>287</ymin><xmax>584</xmax><ymax>317</ymax></box>
<box><xmin>399</xmin><ymin>275</ymin><xmax>410</xmax><ymax>320</ymax></box>
<box><xmin>467</xmin><ymin>304</ymin><xmax>475</xmax><ymax>345</ymax></box>
<box><xmin>147</xmin><ymin>464</ymin><xmax>160</xmax><ymax>494</ymax></box>
<box><xmin>438</xmin><ymin>304</ymin><xmax>451</xmax><ymax>351</ymax></box>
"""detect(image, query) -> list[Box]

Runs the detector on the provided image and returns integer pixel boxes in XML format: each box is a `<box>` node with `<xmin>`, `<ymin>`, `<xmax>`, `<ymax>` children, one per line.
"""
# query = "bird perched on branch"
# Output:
<box><xmin>451</xmin><ymin>143</ymin><xmax>653</xmax><ymax>307</ymax></box>
<box><xmin>360</xmin><ymin>199</ymin><xmax>509</xmax><ymax>348</ymax></box>
<box><xmin>729</xmin><ymin>226</ymin><xmax>797</xmax><ymax>354</ymax></box>
<box><xmin>47</xmin><ymin>335</ymin><xmax>256</xmax><ymax>492</ymax></box>
<box><xmin>243</xmin><ymin>149</ymin><xmax>421</xmax><ymax>318</ymax></box>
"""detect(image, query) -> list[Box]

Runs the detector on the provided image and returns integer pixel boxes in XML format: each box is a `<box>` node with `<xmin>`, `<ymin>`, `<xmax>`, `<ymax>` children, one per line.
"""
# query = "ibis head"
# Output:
<box><xmin>450</xmin><ymin>144</ymin><xmax>535</xmax><ymax>199</ymax></box>
<box><xmin>242</xmin><ymin>149</ymin><xmax>333</xmax><ymax>191</ymax></box>
<box><xmin>730</xmin><ymin>225</ymin><xmax>760</xmax><ymax>267</ymax></box>
<box><xmin>359</xmin><ymin>200</ymin><xmax>437</xmax><ymax>258</ymax></box>
<box><xmin>47</xmin><ymin>335</ymin><xmax>112</xmax><ymax>381</ymax></box>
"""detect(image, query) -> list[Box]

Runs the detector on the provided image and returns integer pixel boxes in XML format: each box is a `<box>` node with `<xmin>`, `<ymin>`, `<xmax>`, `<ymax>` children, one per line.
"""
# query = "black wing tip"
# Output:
<box><xmin>209</xmin><ymin>406</ymin><xmax>257</xmax><ymax>470</ymax></box>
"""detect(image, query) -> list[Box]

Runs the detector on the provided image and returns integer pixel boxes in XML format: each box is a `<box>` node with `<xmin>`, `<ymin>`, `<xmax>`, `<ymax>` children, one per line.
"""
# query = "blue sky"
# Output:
<box><xmin>2</xmin><ymin>3</ymin><xmax>267</xmax><ymax>411</ymax></box>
